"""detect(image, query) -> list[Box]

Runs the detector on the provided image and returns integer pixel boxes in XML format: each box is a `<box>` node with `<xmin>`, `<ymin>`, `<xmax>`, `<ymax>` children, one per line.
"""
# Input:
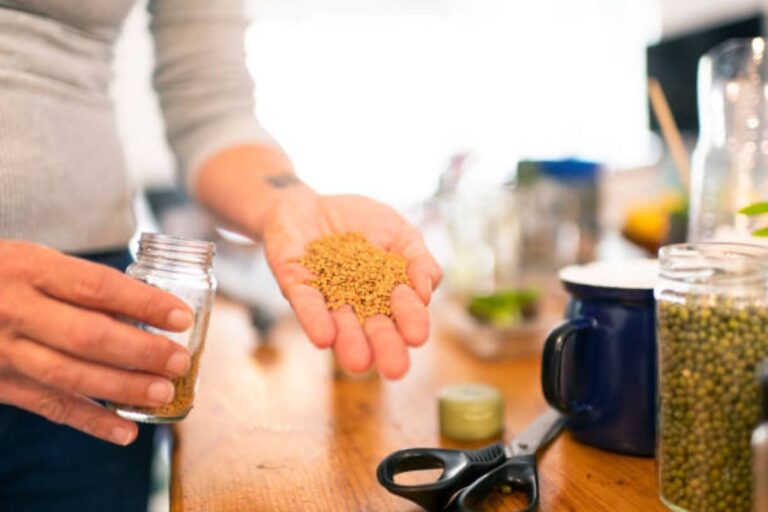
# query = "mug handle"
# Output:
<box><xmin>541</xmin><ymin>317</ymin><xmax>596</xmax><ymax>416</ymax></box>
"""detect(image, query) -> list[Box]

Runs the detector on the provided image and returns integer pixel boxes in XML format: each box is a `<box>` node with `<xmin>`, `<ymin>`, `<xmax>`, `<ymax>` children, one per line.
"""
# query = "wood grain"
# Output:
<box><xmin>171</xmin><ymin>298</ymin><xmax>666</xmax><ymax>511</ymax></box>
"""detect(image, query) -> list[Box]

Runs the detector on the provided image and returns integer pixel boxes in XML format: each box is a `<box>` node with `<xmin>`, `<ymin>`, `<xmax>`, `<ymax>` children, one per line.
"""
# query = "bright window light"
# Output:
<box><xmin>246</xmin><ymin>0</ymin><xmax>659</xmax><ymax>205</ymax></box>
<box><xmin>114</xmin><ymin>1</ymin><xmax>660</xmax><ymax>201</ymax></box>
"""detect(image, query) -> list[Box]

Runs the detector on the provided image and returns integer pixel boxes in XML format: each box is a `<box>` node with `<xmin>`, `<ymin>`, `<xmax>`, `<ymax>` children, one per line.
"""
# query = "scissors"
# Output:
<box><xmin>376</xmin><ymin>408</ymin><xmax>564</xmax><ymax>512</ymax></box>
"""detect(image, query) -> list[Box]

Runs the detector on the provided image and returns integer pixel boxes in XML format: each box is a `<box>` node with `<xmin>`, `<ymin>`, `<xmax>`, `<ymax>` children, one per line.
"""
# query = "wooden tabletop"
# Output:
<box><xmin>170</xmin><ymin>298</ymin><xmax>666</xmax><ymax>511</ymax></box>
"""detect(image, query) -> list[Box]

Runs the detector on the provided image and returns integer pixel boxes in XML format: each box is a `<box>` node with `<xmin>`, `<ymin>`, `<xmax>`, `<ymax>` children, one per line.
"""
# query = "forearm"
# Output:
<box><xmin>193</xmin><ymin>144</ymin><xmax>317</xmax><ymax>238</ymax></box>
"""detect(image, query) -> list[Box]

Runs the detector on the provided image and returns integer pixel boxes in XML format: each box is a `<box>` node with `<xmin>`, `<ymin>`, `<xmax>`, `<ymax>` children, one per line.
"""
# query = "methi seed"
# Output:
<box><xmin>111</xmin><ymin>344</ymin><xmax>205</xmax><ymax>419</ymax></box>
<box><xmin>299</xmin><ymin>232</ymin><xmax>410</xmax><ymax>323</ymax></box>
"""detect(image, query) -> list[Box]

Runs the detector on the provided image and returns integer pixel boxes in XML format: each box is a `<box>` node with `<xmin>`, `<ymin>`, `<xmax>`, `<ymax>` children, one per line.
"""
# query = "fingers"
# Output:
<box><xmin>7</xmin><ymin>337</ymin><xmax>177</xmax><ymax>409</ymax></box>
<box><xmin>395</xmin><ymin>230</ymin><xmax>442</xmax><ymax>304</ymax></box>
<box><xmin>14</xmin><ymin>295</ymin><xmax>191</xmax><ymax>378</ymax></box>
<box><xmin>391</xmin><ymin>285</ymin><xmax>430</xmax><ymax>347</ymax></box>
<box><xmin>364</xmin><ymin>315</ymin><xmax>409</xmax><ymax>379</ymax></box>
<box><xmin>287</xmin><ymin>284</ymin><xmax>336</xmax><ymax>348</ymax></box>
<box><xmin>406</xmin><ymin>255</ymin><xmax>442</xmax><ymax>304</ymax></box>
<box><xmin>34</xmin><ymin>253</ymin><xmax>193</xmax><ymax>331</ymax></box>
<box><xmin>270</xmin><ymin>261</ymin><xmax>316</xmax><ymax>297</ymax></box>
<box><xmin>395</xmin><ymin>230</ymin><xmax>441</xmax><ymax>279</ymax></box>
<box><xmin>331</xmin><ymin>306</ymin><xmax>372</xmax><ymax>374</ymax></box>
<box><xmin>0</xmin><ymin>376</ymin><xmax>138</xmax><ymax>445</ymax></box>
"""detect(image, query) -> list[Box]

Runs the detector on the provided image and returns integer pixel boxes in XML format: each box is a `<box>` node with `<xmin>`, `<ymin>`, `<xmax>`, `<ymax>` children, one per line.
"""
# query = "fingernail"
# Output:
<box><xmin>167</xmin><ymin>308</ymin><xmax>193</xmax><ymax>330</ymax></box>
<box><xmin>111</xmin><ymin>427</ymin><xmax>134</xmax><ymax>446</ymax></box>
<box><xmin>165</xmin><ymin>351</ymin><xmax>191</xmax><ymax>376</ymax></box>
<box><xmin>147</xmin><ymin>380</ymin><xmax>175</xmax><ymax>404</ymax></box>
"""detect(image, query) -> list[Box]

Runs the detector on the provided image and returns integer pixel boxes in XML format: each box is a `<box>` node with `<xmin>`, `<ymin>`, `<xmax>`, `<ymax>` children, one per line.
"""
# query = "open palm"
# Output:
<box><xmin>263</xmin><ymin>193</ymin><xmax>442</xmax><ymax>378</ymax></box>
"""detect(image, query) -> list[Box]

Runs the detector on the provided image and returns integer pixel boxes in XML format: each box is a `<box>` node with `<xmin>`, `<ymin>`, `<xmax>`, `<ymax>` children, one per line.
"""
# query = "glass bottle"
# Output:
<box><xmin>656</xmin><ymin>243</ymin><xmax>768</xmax><ymax>512</ymax></box>
<box><xmin>108</xmin><ymin>232</ymin><xmax>217</xmax><ymax>423</ymax></box>
<box><xmin>689</xmin><ymin>38</ymin><xmax>768</xmax><ymax>243</ymax></box>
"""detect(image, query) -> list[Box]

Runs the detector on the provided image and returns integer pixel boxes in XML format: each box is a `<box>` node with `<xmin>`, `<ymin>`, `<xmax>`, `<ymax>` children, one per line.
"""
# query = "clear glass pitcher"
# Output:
<box><xmin>689</xmin><ymin>38</ymin><xmax>768</xmax><ymax>243</ymax></box>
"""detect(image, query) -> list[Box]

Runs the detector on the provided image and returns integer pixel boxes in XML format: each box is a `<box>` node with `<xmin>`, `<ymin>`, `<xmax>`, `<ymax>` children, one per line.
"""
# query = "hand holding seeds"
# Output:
<box><xmin>263</xmin><ymin>194</ymin><xmax>442</xmax><ymax>379</ymax></box>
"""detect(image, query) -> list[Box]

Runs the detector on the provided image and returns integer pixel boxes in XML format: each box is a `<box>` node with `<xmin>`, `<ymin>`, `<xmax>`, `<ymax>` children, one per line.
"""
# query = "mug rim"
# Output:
<box><xmin>558</xmin><ymin>259</ymin><xmax>658</xmax><ymax>291</ymax></box>
<box><xmin>562</xmin><ymin>280</ymin><xmax>655</xmax><ymax>303</ymax></box>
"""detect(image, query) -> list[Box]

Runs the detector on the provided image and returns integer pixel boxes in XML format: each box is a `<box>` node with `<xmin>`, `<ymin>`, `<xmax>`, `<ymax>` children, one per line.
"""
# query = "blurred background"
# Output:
<box><xmin>111</xmin><ymin>4</ymin><xmax>768</xmax><ymax>509</ymax></box>
<box><xmin>115</xmin><ymin>0</ymin><xmax>768</xmax><ymax>352</ymax></box>
<box><xmin>114</xmin><ymin>0</ymin><xmax>759</xmax><ymax>200</ymax></box>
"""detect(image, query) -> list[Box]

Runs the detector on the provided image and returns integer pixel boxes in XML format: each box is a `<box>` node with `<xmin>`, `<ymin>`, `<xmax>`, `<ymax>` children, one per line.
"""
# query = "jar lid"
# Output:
<box><xmin>438</xmin><ymin>384</ymin><xmax>504</xmax><ymax>441</ymax></box>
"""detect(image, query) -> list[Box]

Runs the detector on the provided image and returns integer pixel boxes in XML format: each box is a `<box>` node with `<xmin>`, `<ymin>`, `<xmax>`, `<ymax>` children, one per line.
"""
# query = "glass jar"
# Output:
<box><xmin>688</xmin><ymin>38</ymin><xmax>768</xmax><ymax>244</ymax></box>
<box><xmin>108</xmin><ymin>233</ymin><xmax>217</xmax><ymax>423</ymax></box>
<box><xmin>441</xmin><ymin>188</ymin><xmax>522</xmax><ymax>296</ymax></box>
<box><xmin>656</xmin><ymin>243</ymin><xmax>768</xmax><ymax>511</ymax></box>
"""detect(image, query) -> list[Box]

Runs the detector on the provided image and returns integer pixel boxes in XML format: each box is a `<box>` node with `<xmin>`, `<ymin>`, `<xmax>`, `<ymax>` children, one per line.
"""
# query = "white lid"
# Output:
<box><xmin>559</xmin><ymin>259</ymin><xmax>658</xmax><ymax>290</ymax></box>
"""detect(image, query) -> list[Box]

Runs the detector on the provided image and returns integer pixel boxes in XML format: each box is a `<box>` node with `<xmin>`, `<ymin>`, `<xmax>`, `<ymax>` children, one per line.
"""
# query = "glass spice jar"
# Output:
<box><xmin>656</xmin><ymin>243</ymin><xmax>768</xmax><ymax>512</ymax></box>
<box><xmin>108</xmin><ymin>233</ymin><xmax>216</xmax><ymax>423</ymax></box>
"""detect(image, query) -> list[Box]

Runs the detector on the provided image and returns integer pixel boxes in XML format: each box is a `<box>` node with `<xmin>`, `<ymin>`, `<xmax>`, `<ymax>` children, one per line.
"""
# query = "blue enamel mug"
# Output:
<box><xmin>541</xmin><ymin>259</ymin><xmax>658</xmax><ymax>456</ymax></box>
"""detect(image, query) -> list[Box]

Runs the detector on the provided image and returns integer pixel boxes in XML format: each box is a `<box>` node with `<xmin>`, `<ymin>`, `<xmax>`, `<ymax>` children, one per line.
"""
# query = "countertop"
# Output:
<box><xmin>169</xmin><ymin>298</ymin><xmax>665</xmax><ymax>511</ymax></box>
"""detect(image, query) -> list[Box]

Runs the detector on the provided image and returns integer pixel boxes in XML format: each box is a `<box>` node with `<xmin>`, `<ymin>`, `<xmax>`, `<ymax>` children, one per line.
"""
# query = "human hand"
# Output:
<box><xmin>0</xmin><ymin>241</ymin><xmax>194</xmax><ymax>445</ymax></box>
<box><xmin>263</xmin><ymin>192</ymin><xmax>442</xmax><ymax>379</ymax></box>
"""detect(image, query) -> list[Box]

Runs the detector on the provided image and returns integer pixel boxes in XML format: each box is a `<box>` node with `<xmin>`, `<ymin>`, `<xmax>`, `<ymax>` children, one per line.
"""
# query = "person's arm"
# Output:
<box><xmin>193</xmin><ymin>144</ymin><xmax>317</xmax><ymax>238</ymax></box>
<box><xmin>148</xmin><ymin>0</ymin><xmax>317</xmax><ymax>236</ymax></box>
<box><xmin>148</xmin><ymin>0</ymin><xmax>280</xmax><ymax>199</ymax></box>
<box><xmin>149</xmin><ymin>0</ymin><xmax>442</xmax><ymax>378</ymax></box>
<box><xmin>192</xmin><ymin>142</ymin><xmax>442</xmax><ymax>380</ymax></box>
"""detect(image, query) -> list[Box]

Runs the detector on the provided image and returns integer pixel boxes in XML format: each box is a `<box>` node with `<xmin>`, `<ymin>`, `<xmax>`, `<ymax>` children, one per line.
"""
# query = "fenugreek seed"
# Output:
<box><xmin>299</xmin><ymin>233</ymin><xmax>411</xmax><ymax>323</ymax></box>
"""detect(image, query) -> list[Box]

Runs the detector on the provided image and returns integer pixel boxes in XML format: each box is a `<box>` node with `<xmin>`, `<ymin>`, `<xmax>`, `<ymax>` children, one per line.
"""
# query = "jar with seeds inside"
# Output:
<box><xmin>656</xmin><ymin>243</ymin><xmax>768</xmax><ymax>512</ymax></box>
<box><xmin>107</xmin><ymin>233</ymin><xmax>217</xmax><ymax>423</ymax></box>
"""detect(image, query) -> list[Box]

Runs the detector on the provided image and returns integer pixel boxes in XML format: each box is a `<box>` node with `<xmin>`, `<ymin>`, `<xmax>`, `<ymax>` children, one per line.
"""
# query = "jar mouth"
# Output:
<box><xmin>138</xmin><ymin>232</ymin><xmax>216</xmax><ymax>269</ymax></box>
<box><xmin>659</xmin><ymin>242</ymin><xmax>768</xmax><ymax>285</ymax></box>
<box><xmin>139</xmin><ymin>232</ymin><xmax>215</xmax><ymax>253</ymax></box>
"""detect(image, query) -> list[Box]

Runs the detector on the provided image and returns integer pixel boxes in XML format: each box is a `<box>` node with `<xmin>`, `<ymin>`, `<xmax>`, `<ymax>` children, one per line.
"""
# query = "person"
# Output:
<box><xmin>0</xmin><ymin>1</ymin><xmax>442</xmax><ymax>511</ymax></box>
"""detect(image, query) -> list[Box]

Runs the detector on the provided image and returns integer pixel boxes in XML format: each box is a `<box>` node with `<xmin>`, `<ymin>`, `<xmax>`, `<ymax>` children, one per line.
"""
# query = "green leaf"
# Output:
<box><xmin>739</xmin><ymin>202</ymin><xmax>768</xmax><ymax>216</ymax></box>
<box><xmin>752</xmin><ymin>227</ymin><xmax>768</xmax><ymax>237</ymax></box>
<box><xmin>467</xmin><ymin>288</ymin><xmax>540</xmax><ymax>326</ymax></box>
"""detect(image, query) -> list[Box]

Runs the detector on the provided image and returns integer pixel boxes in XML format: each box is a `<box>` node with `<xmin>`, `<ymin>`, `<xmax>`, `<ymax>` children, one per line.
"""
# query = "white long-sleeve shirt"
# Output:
<box><xmin>0</xmin><ymin>0</ymin><xmax>275</xmax><ymax>252</ymax></box>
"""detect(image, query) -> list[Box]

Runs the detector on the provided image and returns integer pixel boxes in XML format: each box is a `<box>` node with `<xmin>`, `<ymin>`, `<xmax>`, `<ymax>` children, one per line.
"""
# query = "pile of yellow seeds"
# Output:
<box><xmin>300</xmin><ymin>232</ymin><xmax>410</xmax><ymax>323</ymax></box>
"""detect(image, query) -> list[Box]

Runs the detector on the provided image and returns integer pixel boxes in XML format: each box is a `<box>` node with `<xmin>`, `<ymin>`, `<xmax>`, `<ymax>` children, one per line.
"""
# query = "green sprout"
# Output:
<box><xmin>739</xmin><ymin>202</ymin><xmax>768</xmax><ymax>237</ymax></box>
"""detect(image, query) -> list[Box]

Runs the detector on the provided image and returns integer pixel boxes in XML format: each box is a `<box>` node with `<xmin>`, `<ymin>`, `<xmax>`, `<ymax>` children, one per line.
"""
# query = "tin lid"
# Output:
<box><xmin>438</xmin><ymin>384</ymin><xmax>504</xmax><ymax>442</ymax></box>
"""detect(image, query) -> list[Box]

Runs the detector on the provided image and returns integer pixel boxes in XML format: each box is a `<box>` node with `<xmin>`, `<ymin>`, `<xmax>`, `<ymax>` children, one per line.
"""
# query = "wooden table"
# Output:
<box><xmin>170</xmin><ymin>298</ymin><xmax>666</xmax><ymax>511</ymax></box>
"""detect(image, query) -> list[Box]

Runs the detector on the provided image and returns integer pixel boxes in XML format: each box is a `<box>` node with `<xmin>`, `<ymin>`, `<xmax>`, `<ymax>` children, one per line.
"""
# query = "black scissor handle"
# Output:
<box><xmin>454</xmin><ymin>454</ymin><xmax>538</xmax><ymax>512</ymax></box>
<box><xmin>376</xmin><ymin>443</ymin><xmax>506</xmax><ymax>512</ymax></box>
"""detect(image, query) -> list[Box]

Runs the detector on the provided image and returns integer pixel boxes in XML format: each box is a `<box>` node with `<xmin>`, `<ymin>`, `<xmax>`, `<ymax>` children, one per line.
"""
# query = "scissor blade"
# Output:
<box><xmin>508</xmin><ymin>408</ymin><xmax>565</xmax><ymax>456</ymax></box>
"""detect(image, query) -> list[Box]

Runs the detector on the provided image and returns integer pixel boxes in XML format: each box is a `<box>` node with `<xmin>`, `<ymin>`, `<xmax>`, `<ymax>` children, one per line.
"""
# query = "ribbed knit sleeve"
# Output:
<box><xmin>148</xmin><ymin>0</ymin><xmax>278</xmax><ymax>193</ymax></box>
